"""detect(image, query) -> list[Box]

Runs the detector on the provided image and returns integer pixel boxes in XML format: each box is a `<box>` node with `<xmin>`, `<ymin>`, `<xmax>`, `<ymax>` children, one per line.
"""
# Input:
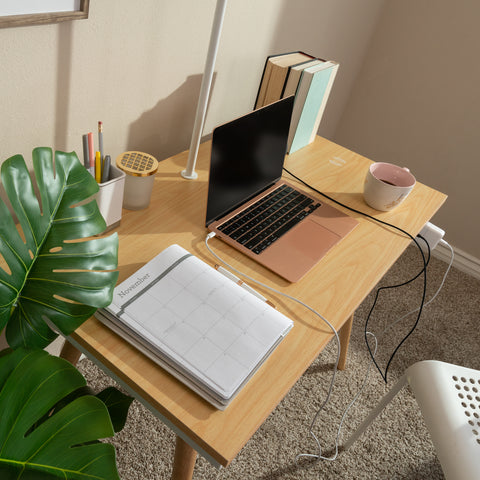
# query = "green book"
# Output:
<box><xmin>288</xmin><ymin>61</ymin><xmax>338</xmax><ymax>154</ymax></box>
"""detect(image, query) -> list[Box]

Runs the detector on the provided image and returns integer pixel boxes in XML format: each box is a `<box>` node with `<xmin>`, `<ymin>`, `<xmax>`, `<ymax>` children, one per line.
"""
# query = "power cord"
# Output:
<box><xmin>205</xmin><ymin>232</ymin><xmax>343</xmax><ymax>461</ymax></box>
<box><xmin>205</xmin><ymin>194</ymin><xmax>453</xmax><ymax>464</ymax></box>
<box><xmin>364</xmin><ymin>233</ymin><xmax>430</xmax><ymax>383</ymax></box>
<box><xmin>283</xmin><ymin>167</ymin><xmax>429</xmax><ymax>383</ymax></box>
<box><xmin>370</xmin><ymin>237</ymin><xmax>453</xmax><ymax>345</ymax></box>
<box><xmin>328</xmin><ymin>236</ymin><xmax>454</xmax><ymax>457</ymax></box>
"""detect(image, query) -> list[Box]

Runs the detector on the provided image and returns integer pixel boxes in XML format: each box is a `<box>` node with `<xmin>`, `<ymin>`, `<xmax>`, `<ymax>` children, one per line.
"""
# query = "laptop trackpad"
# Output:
<box><xmin>285</xmin><ymin>220</ymin><xmax>340</xmax><ymax>260</ymax></box>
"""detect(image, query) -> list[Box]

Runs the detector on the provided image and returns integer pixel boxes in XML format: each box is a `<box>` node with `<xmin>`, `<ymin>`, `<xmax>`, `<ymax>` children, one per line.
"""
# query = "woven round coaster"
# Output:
<box><xmin>116</xmin><ymin>151</ymin><xmax>158</xmax><ymax>177</ymax></box>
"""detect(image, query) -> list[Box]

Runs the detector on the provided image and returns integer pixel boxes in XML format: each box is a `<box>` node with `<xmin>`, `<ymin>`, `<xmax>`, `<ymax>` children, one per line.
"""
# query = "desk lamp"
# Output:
<box><xmin>181</xmin><ymin>0</ymin><xmax>228</xmax><ymax>180</ymax></box>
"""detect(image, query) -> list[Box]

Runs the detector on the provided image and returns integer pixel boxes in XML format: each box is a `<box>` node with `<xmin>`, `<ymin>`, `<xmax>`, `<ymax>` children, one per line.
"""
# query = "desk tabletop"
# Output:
<box><xmin>71</xmin><ymin>137</ymin><xmax>446</xmax><ymax>466</ymax></box>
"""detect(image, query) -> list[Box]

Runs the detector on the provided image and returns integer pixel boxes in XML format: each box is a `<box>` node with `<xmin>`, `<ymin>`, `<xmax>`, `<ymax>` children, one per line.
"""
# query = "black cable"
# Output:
<box><xmin>364</xmin><ymin>235</ymin><xmax>430</xmax><ymax>382</ymax></box>
<box><xmin>283</xmin><ymin>167</ymin><xmax>429</xmax><ymax>382</ymax></box>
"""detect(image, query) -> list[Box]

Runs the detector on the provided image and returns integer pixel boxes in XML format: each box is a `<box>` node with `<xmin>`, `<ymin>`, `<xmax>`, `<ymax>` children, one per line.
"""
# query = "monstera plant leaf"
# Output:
<box><xmin>0</xmin><ymin>148</ymin><xmax>119</xmax><ymax>348</ymax></box>
<box><xmin>0</xmin><ymin>348</ymin><xmax>120</xmax><ymax>479</ymax></box>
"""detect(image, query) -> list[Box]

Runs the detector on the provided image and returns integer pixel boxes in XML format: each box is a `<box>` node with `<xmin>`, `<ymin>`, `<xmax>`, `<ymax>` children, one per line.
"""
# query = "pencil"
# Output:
<box><xmin>95</xmin><ymin>151</ymin><xmax>102</xmax><ymax>183</ymax></box>
<box><xmin>98</xmin><ymin>121</ymin><xmax>104</xmax><ymax>160</ymax></box>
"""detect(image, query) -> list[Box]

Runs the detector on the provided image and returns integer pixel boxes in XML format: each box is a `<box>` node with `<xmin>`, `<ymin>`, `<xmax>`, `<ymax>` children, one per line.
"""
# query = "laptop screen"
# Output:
<box><xmin>205</xmin><ymin>96</ymin><xmax>294</xmax><ymax>226</ymax></box>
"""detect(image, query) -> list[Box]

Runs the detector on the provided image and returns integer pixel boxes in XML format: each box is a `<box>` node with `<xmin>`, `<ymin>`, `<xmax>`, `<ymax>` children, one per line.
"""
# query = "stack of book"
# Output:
<box><xmin>95</xmin><ymin>244</ymin><xmax>293</xmax><ymax>410</ymax></box>
<box><xmin>254</xmin><ymin>51</ymin><xmax>339</xmax><ymax>154</ymax></box>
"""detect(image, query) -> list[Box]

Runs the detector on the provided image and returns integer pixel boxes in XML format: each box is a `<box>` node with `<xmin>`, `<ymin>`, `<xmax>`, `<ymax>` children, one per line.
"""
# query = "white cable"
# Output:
<box><xmin>374</xmin><ymin>238</ymin><xmax>454</xmax><ymax>343</ymax></box>
<box><xmin>341</xmin><ymin>238</ymin><xmax>454</xmax><ymax>449</ymax></box>
<box><xmin>204</xmin><ymin>233</ymin><xmax>342</xmax><ymax>461</ymax></box>
<box><xmin>205</xmin><ymin>234</ymin><xmax>453</xmax><ymax>462</ymax></box>
<box><xmin>320</xmin><ymin>238</ymin><xmax>454</xmax><ymax>460</ymax></box>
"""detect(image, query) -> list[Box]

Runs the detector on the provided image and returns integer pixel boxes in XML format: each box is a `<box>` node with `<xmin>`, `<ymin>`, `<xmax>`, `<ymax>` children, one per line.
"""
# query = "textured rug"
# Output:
<box><xmin>77</xmin><ymin>244</ymin><xmax>480</xmax><ymax>479</ymax></box>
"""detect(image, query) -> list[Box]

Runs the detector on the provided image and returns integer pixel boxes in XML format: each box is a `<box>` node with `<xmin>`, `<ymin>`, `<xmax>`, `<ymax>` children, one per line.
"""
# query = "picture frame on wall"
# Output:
<box><xmin>0</xmin><ymin>0</ymin><xmax>89</xmax><ymax>28</ymax></box>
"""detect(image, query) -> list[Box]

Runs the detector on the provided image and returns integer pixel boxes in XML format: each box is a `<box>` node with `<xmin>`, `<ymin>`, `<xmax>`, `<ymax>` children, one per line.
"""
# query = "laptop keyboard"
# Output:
<box><xmin>217</xmin><ymin>185</ymin><xmax>320</xmax><ymax>254</ymax></box>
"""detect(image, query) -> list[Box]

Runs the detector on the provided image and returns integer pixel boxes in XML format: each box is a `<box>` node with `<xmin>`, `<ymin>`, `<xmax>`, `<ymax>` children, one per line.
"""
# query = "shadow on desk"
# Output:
<box><xmin>312</xmin><ymin>189</ymin><xmax>424</xmax><ymax>240</ymax></box>
<box><xmin>120</xmin><ymin>178</ymin><xmax>207</xmax><ymax>236</ymax></box>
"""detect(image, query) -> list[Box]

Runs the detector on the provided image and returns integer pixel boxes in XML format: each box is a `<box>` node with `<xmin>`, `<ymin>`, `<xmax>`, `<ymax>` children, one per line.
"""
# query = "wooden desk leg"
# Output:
<box><xmin>171</xmin><ymin>436</ymin><xmax>197</xmax><ymax>480</ymax></box>
<box><xmin>59</xmin><ymin>339</ymin><xmax>82</xmax><ymax>367</ymax></box>
<box><xmin>338</xmin><ymin>314</ymin><xmax>354</xmax><ymax>371</ymax></box>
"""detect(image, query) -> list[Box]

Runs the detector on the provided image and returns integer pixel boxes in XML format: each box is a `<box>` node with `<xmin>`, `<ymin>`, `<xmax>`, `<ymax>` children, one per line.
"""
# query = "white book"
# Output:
<box><xmin>96</xmin><ymin>244</ymin><xmax>293</xmax><ymax>409</ymax></box>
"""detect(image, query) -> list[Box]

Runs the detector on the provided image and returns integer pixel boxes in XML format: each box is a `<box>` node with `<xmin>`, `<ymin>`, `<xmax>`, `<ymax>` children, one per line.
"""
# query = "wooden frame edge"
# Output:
<box><xmin>0</xmin><ymin>0</ymin><xmax>89</xmax><ymax>29</ymax></box>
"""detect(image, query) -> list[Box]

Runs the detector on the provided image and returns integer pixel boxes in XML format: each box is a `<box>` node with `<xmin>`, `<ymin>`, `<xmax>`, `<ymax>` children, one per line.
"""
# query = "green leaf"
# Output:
<box><xmin>33</xmin><ymin>386</ymin><xmax>134</xmax><ymax>436</ymax></box>
<box><xmin>96</xmin><ymin>387</ymin><xmax>134</xmax><ymax>433</ymax></box>
<box><xmin>0</xmin><ymin>348</ymin><xmax>120</xmax><ymax>480</ymax></box>
<box><xmin>0</xmin><ymin>148</ymin><xmax>119</xmax><ymax>348</ymax></box>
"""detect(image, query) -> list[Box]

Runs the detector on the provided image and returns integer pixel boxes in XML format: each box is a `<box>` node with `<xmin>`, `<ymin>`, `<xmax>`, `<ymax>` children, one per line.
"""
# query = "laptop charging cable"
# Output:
<box><xmin>205</xmin><ymin>227</ymin><xmax>454</xmax><ymax>463</ymax></box>
<box><xmin>205</xmin><ymin>232</ymin><xmax>345</xmax><ymax>461</ymax></box>
<box><xmin>301</xmin><ymin>238</ymin><xmax>451</xmax><ymax>463</ymax></box>
<box><xmin>283</xmin><ymin>166</ymin><xmax>431</xmax><ymax>383</ymax></box>
<box><xmin>368</xmin><ymin>236</ymin><xmax>453</xmax><ymax>352</ymax></box>
<box><xmin>327</xmin><ymin>235</ymin><xmax>454</xmax><ymax>460</ymax></box>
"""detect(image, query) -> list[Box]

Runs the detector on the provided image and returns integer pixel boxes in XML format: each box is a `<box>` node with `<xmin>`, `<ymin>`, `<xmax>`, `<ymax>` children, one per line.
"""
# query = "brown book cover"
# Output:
<box><xmin>254</xmin><ymin>51</ymin><xmax>315</xmax><ymax>109</ymax></box>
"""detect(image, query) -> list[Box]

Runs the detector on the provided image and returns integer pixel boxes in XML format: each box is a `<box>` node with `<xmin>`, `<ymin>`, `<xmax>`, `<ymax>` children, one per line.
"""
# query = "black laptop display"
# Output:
<box><xmin>205</xmin><ymin>97</ymin><xmax>358</xmax><ymax>283</ymax></box>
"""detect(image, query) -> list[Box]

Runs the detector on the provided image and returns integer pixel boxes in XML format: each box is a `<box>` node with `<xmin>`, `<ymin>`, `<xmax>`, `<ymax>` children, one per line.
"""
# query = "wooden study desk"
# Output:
<box><xmin>61</xmin><ymin>136</ymin><xmax>446</xmax><ymax>479</ymax></box>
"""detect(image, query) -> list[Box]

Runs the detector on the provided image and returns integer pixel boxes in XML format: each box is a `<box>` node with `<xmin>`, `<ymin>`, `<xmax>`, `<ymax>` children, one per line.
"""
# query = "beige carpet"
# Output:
<box><xmin>77</xmin><ymin>245</ymin><xmax>480</xmax><ymax>479</ymax></box>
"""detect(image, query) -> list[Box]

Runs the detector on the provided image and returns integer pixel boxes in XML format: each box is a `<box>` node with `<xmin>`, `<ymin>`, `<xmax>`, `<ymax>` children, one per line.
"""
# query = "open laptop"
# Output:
<box><xmin>205</xmin><ymin>96</ymin><xmax>358</xmax><ymax>282</ymax></box>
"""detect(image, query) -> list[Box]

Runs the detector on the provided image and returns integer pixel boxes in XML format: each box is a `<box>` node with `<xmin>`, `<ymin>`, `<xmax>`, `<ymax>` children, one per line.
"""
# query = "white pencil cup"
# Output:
<box><xmin>95</xmin><ymin>164</ymin><xmax>126</xmax><ymax>230</ymax></box>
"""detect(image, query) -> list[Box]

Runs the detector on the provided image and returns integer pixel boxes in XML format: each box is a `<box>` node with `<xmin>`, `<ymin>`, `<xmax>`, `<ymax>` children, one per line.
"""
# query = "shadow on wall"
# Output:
<box><xmin>0</xmin><ymin>22</ymin><xmax>75</xmax><ymax>220</ymax></box>
<box><xmin>127</xmin><ymin>73</ymin><xmax>217</xmax><ymax>162</ymax></box>
<box><xmin>55</xmin><ymin>22</ymin><xmax>73</xmax><ymax>150</ymax></box>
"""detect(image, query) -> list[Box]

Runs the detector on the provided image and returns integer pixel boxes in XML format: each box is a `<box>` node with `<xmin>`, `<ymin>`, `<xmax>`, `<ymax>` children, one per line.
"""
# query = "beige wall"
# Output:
<box><xmin>0</xmin><ymin>0</ymin><xmax>385</xmax><ymax>349</ymax></box>
<box><xmin>0</xmin><ymin>0</ymin><xmax>384</xmax><ymax>167</ymax></box>
<box><xmin>4</xmin><ymin>1</ymin><xmax>475</xmax><ymax>261</ymax></box>
<box><xmin>334</xmin><ymin>0</ymin><xmax>480</xmax><ymax>259</ymax></box>
<box><xmin>3</xmin><ymin>1</ymin><xmax>475</xmax><ymax>265</ymax></box>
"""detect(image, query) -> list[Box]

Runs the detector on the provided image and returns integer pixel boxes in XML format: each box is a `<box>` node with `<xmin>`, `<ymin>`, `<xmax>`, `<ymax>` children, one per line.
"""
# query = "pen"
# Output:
<box><xmin>95</xmin><ymin>151</ymin><xmax>102</xmax><ymax>183</ymax></box>
<box><xmin>215</xmin><ymin>264</ymin><xmax>240</xmax><ymax>283</ymax></box>
<box><xmin>82</xmin><ymin>134</ymin><xmax>90</xmax><ymax>169</ymax></box>
<box><xmin>101</xmin><ymin>155</ymin><xmax>111</xmax><ymax>183</ymax></box>
<box><xmin>87</xmin><ymin>132</ymin><xmax>95</xmax><ymax>176</ymax></box>
<box><xmin>98</xmin><ymin>121</ymin><xmax>104</xmax><ymax>161</ymax></box>
<box><xmin>215</xmin><ymin>265</ymin><xmax>275</xmax><ymax>307</ymax></box>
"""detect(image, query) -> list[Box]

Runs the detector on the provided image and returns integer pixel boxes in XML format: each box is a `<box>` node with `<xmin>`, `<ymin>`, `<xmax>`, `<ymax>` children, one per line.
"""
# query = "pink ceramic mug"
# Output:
<box><xmin>363</xmin><ymin>162</ymin><xmax>416</xmax><ymax>211</ymax></box>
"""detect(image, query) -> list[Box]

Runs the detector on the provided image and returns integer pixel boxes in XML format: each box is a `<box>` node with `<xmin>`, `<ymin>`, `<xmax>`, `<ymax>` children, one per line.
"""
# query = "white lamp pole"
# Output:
<box><xmin>181</xmin><ymin>0</ymin><xmax>228</xmax><ymax>180</ymax></box>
